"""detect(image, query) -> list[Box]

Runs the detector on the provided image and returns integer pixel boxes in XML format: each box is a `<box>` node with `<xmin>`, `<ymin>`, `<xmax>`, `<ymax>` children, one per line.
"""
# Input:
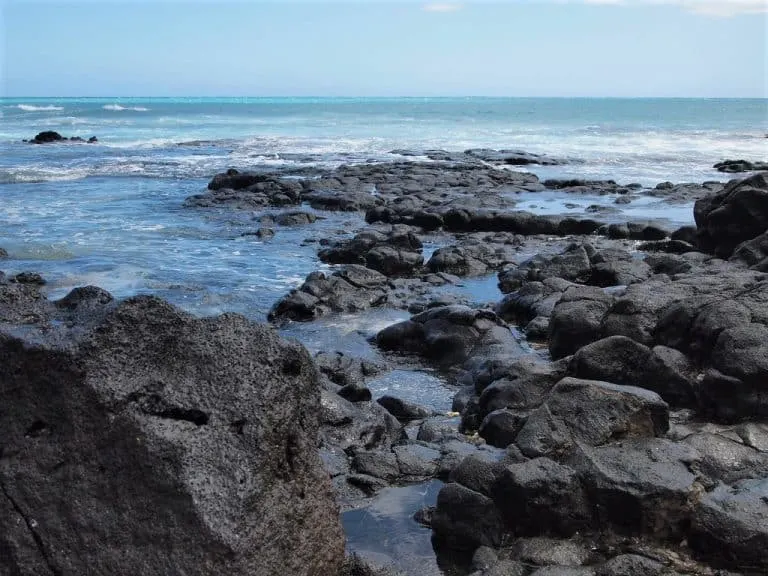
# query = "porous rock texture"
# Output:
<box><xmin>0</xmin><ymin>280</ymin><xmax>344</xmax><ymax>576</ymax></box>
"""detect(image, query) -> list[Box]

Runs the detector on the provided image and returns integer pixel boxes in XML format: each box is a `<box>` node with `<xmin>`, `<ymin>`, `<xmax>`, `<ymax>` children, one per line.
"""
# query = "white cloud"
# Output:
<box><xmin>678</xmin><ymin>0</ymin><xmax>768</xmax><ymax>16</ymax></box>
<box><xmin>422</xmin><ymin>3</ymin><xmax>463</xmax><ymax>12</ymax></box>
<box><xmin>580</xmin><ymin>0</ymin><xmax>767</xmax><ymax>16</ymax></box>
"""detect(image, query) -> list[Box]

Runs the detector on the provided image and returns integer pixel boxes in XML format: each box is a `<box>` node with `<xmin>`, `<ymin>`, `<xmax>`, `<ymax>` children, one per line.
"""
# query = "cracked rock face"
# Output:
<box><xmin>0</xmin><ymin>286</ymin><xmax>343</xmax><ymax>576</ymax></box>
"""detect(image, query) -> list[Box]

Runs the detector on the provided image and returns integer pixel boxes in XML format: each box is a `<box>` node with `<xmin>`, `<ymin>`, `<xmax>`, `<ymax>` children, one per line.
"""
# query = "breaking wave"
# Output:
<box><xmin>103</xmin><ymin>104</ymin><xmax>150</xmax><ymax>112</ymax></box>
<box><xmin>16</xmin><ymin>104</ymin><xmax>64</xmax><ymax>111</ymax></box>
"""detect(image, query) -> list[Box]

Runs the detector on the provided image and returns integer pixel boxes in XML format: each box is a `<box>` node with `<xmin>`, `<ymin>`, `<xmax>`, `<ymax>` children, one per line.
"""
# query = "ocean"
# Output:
<box><xmin>1</xmin><ymin>96</ymin><xmax>766</xmax><ymax>317</ymax></box>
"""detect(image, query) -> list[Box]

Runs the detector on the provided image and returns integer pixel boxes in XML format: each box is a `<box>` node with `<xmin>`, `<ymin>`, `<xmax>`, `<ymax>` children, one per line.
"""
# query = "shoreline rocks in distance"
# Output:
<box><xmin>714</xmin><ymin>159</ymin><xmax>768</xmax><ymax>173</ymax></box>
<box><xmin>25</xmin><ymin>131</ymin><xmax>98</xmax><ymax>144</ymax></box>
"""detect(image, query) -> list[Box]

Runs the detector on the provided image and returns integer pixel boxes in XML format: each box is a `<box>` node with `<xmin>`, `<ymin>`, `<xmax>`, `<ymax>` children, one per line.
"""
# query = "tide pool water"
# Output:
<box><xmin>1</xmin><ymin>97</ymin><xmax>766</xmax><ymax>319</ymax></box>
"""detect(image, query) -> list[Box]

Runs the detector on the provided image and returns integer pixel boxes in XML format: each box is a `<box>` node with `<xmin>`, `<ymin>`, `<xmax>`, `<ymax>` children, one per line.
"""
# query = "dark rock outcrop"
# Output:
<box><xmin>27</xmin><ymin>131</ymin><xmax>98</xmax><ymax>144</ymax></box>
<box><xmin>713</xmin><ymin>159</ymin><xmax>768</xmax><ymax>173</ymax></box>
<box><xmin>0</xmin><ymin>286</ymin><xmax>344</xmax><ymax>576</ymax></box>
<box><xmin>695</xmin><ymin>173</ymin><xmax>768</xmax><ymax>258</ymax></box>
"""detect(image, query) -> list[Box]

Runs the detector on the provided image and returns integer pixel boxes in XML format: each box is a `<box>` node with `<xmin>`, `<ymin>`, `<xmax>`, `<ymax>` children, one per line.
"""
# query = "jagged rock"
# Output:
<box><xmin>567</xmin><ymin>336</ymin><xmax>697</xmax><ymax>408</ymax></box>
<box><xmin>268</xmin><ymin>266</ymin><xmax>389</xmax><ymax>323</ymax></box>
<box><xmin>465</xmin><ymin>148</ymin><xmax>566</xmax><ymax>166</ymax></box>
<box><xmin>689</xmin><ymin>479</ymin><xmax>768</xmax><ymax>572</ymax></box>
<box><xmin>428</xmin><ymin>242</ymin><xmax>517</xmax><ymax>278</ymax></box>
<box><xmin>0</xmin><ymin>295</ymin><xmax>344</xmax><ymax>576</ymax></box>
<box><xmin>496</xmin><ymin>278</ymin><xmax>574</xmax><ymax>323</ymax></box>
<box><xmin>511</xmin><ymin>537</ymin><xmax>592</xmax><ymax>566</ymax></box>
<box><xmin>731</xmin><ymin>230</ymin><xmax>768</xmax><ymax>269</ymax></box>
<box><xmin>566</xmin><ymin>439</ymin><xmax>699</xmax><ymax>539</ymax></box>
<box><xmin>643</xmin><ymin>253</ymin><xmax>693</xmax><ymax>276</ymax></box>
<box><xmin>476</xmin><ymin>358</ymin><xmax>566</xmax><ymax>416</ymax></box>
<box><xmin>393</xmin><ymin>443</ymin><xmax>441</xmax><ymax>477</ymax></box>
<box><xmin>479</xmin><ymin>409</ymin><xmax>529</xmax><ymax>448</ymax></box>
<box><xmin>671</xmin><ymin>225</ymin><xmax>698</xmax><ymax>246</ymax></box>
<box><xmin>498</xmin><ymin>245</ymin><xmax>591</xmax><ymax>293</ymax></box>
<box><xmin>695</xmin><ymin>173</ymin><xmax>768</xmax><ymax>258</ymax></box>
<box><xmin>682</xmin><ymin>432</ymin><xmax>768</xmax><ymax>485</ymax></box>
<box><xmin>528</xmin><ymin>568</ymin><xmax>595</xmax><ymax>576</ymax></box>
<box><xmin>588</xmin><ymin>259</ymin><xmax>652</xmax><ymax>288</ymax></box>
<box><xmin>492</xmin><ymin>457</ymin><xmax>592</xmax><ymax>537</ymax></box>
<box><xmin>12</xmin><ymin>272</ymin><xmax>46</xmax><ymax>285</ymax></box>
<box><xmin>549</xmin><ymin>286</ymin><xmax>614</xmax><ymax>359</ymax></box>
<box><xmin>0</xmin><ymin>247</ymin><xmax>7</xmax><ymax>259</ymax></box>
<box><xmin>376</xmin><ymin>395</ymin><xmax>431</xmax><ymax>422</ymax></box>
<box><xmin>637</xmin><ymin>239</ymin><xmax>696</xmax><ymax>255</ymax></box>
<box><xmin>595</xmin><ymin>555</ymin><xmax>666</xmax><ymax>576</ymax></box>
<box><xmin>275</xmin><ymin>211</ymin><xmax>317</xmax><ymax>226</ymax></box>
<box><xmin>377</xmin><ymin>306</ymin><xmax>522</xmax><ymax>368</ymax></box>
<box><xmin>713</xmin><ymin>159</ymin><xmax>768</xmax><ymax>173</ymax></box>
<box><xmin>514</xmin><ymin>378</ymin><xmax>669</xmax><ymax>458</ymax></box>
<box><xmin>431</xmin><ymin>482</ymin><xmax>505</xmax><ymax>550</ymax></box>
<box><xmin>314</xmin><ymin>351</ymin><xmax>383</xmax><ymax>387</ymax></box>
<box><xmin>569</xmin><ymin>336</ymin><xmax>652</xmax><ymax>388</ymax></box>
<box><xmin>338</xmin><ymin>383</ymin><xmax>373</xmax><ymax>403</ymax></box>
<box><xmin>319</xmin><ymin>391</ymin><xmax>403</xmax><ymax>453</ymax></box>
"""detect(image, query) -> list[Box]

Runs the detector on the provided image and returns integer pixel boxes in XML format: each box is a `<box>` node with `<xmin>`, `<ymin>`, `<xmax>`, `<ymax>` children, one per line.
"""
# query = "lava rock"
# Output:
<box><xmin>0</xmin><ymin>295</ymin><xmax>344</xmax><ymax>576</ymax></box>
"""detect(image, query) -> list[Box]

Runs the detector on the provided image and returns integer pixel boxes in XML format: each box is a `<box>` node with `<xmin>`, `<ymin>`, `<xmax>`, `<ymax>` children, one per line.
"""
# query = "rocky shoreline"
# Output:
<box><xmin>1</xmin><ymin>154</ymin><xmax>767</xmax><ymax>575</ymax></box>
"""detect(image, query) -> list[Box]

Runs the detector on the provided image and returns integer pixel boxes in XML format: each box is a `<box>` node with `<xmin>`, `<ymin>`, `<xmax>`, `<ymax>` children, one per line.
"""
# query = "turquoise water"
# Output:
<box><xmin>1</xmin><ymin>97</ymin><xmax>766</xmax><ymax>318</ymax></box>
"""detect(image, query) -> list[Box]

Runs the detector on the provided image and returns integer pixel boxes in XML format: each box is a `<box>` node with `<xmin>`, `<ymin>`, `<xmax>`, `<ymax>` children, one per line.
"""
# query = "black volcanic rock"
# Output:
<box><xmin>713</xmin><ymin>159</ymin><xmax>768</xmax><ymax>173</ymax></box>
<box><xmin>0</xmin><ymin>284</ymin><xmax>344</xmax><ymax>576</ymax></box>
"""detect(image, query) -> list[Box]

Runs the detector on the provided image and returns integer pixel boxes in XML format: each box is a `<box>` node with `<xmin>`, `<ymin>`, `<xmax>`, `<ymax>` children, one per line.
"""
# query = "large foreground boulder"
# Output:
<box><xmin>0</xmin><ymin>289</ymin><xmax>344</xmax><ymax>576</ymax></box>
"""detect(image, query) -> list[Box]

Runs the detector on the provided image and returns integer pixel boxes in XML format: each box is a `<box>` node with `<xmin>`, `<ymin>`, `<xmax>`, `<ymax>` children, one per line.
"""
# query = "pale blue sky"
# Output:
<box><xmin>1</xmin><ymin>0</ymin><xmax>766</xmax><ymax>97</ymax></box>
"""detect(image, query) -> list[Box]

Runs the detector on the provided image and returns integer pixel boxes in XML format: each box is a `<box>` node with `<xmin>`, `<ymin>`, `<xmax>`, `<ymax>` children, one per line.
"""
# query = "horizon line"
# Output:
<box><xmin>2</xmin><ymin>95</ymin><xmax>767</xmax><ymax>100</ymax></box>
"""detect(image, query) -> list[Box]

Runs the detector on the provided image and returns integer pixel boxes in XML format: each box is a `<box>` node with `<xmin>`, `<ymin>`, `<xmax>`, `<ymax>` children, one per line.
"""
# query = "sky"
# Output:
<box><xmin>1</xmin><ymin>0</ymin><xmax>766</xmax><ymax>97</ymax></box>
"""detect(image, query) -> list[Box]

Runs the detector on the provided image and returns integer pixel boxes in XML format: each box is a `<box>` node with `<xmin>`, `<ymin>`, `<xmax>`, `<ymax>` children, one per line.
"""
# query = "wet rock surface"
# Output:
<box><xmin>25</xmin><ymin>130</ymin><xmax>98</xmax><ymax>144</ymax></box>
<box><xmin>6</xmin><ymin>161</ymin><xmax>766</xmax><ymax>575</ymax></box>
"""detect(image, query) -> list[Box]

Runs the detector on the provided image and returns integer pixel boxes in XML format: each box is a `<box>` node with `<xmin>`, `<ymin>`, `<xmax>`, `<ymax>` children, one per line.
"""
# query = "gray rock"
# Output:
<box><xmin>0</xmin><ymin>295</ymin><xmax>344</xmax><ymax>576</ymax></box>
<box><xmin>479</xmin><ymin>409</ymin><xmax>529</xmax><ymax>449</ymax></box>
<box><xmin>689</xmin><ymin>478</ymin><xmax>768</xmax><ymax>572</ymax></box>
<box><xmin>431</xmin><ymin>482</ymin><xmax>505</xmax><ymax>550</ymax></box>
<box><xmin>695</xmin><ymin>172</ymin><xmax>768</xmax><ymax>258</ymax></box>
<box><xmin>393</xmin><ymin>443</ymin><xmax>441</xmax><ymax>477</ymax></box>
<box><xmin>482</xmin><ymin>560</ymin><xmax>528</xmax><ymax>576</ymax></box>
<box><xmin>351</xmin><ymin>450</ymin><xmax>400</xmax><ymax>481</ymax></box>
<box><xmin>528</xmin><ymin>568</ymin><xmax>595</xmax><ymax>576</ymax></box>
<box><xmin>498</xmin><ymin>245</ymin><xmax>591</xmax><ymax>292</ymax></box>
<box><xmin>595</xmin><ymin>555</ymin><xmax>665</xmax><ymax>576</ymax></box>
<box><xmin>376</xmin><ymin>395</ymin><xmax>431</xmax><ymax>422</ymax></box>
<box><xmin>315</xmin><ymin>351</ymin><xmax>383</xmax><ymax>387</ymax></box>
<box><xmin>275</xmin><ymin>210</ymin><xmax>317</xmax><ymax>226</ymax></box>
<box><xmin>566</xmin><ymin>439</ymin><xmax>699</xmax><ymax>539</ymax></box>
<box><xmin>492</xmin><ymin>457</ymin><xmax>592</xmax><ymax>536</ymax></box>
<box><xmin>377</xmin><ymin>305</ymin><xmax>523</xmax><ymax>368</ymax></box>
<box><xmin>511</xmin><ymin>537</ymin><xmax>591</xmax><ymax>566</ymax></box>
<box><xmin>713</xmin><ymin>159</ymin><xmax>768</xmax><ymax>173</ymax></box>
<box><xmin>549</xmin><ymin>286</ymin><xmax>614</xmax><ymax>359</ymax></box>
<box><xmin>268</xmin><ymin>266</ymin><xmax>389</xmax><ymax>323</ymax></box>
<box><xmin>515</xmin><ymin>378</ymin><xmax>669</xmax><ymax>458</ymax></box>
<box><xmin>569</xmin><ymin>336</ymin><xmax>653</xmax><ymax>389</ymax></box>
<box><xmin>731</xmin><ymin>230</ymin><xmax>768</xmax><ymax>269</ymax></box>
<box><xmin>682</xmin><ymin>432</ymin><xmax>768</xmax><ymax>485</ymax></box>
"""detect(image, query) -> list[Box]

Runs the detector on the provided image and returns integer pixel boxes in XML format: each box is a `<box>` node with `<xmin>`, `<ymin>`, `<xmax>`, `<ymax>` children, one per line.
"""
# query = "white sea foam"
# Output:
<box><xmin>0</xmin><ymin>167</ymin><xmax>91</xmax><ymax>184</ymax></box>
<box><xmin>16</xmin><ymin>104</ymin><xmax>64</xmax><ymax>111</ymax></box>
<box><xmin>102</xmin><ymin>104</ymin><xmax>150</xmax><ymax>112</ymax></box>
